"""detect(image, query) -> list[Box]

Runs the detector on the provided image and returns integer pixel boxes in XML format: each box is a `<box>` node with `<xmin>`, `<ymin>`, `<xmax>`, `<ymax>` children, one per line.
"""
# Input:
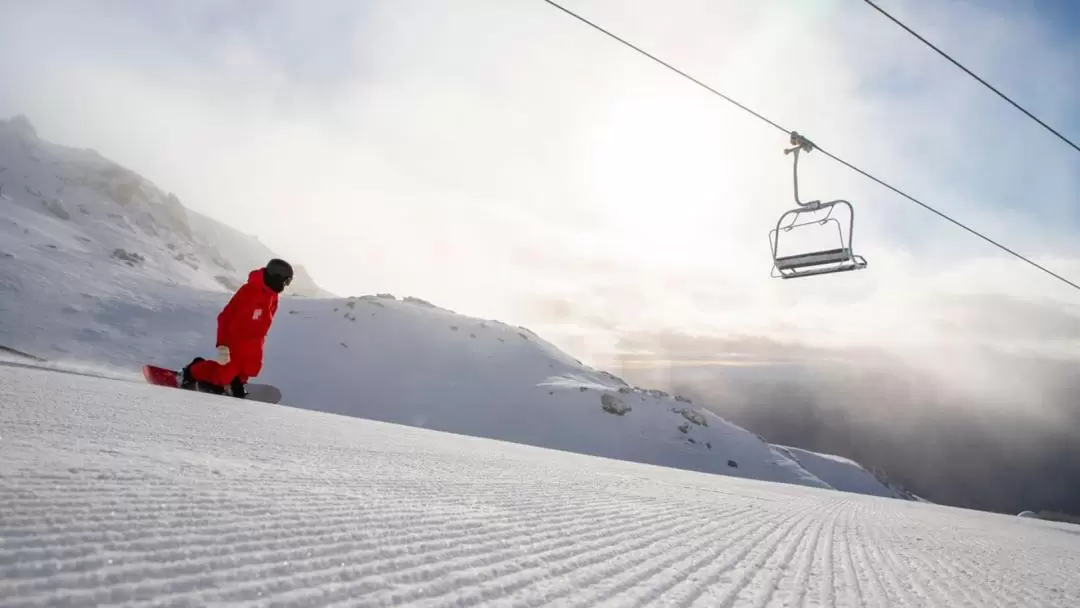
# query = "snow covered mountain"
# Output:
<box><xmin>0</xmin><ymin>115</ymin><xmax>329</xmax><ymax>298</ymax></box>
<box><xmin>0</xmin><ymin>115</ymin><xmax>919</xmax><ymax>500</ymax></box>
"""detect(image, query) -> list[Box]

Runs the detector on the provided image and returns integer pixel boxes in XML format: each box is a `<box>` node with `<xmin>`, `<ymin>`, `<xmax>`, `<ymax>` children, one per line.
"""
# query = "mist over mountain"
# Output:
<box><xmin>612</xmin><ymin>331</ymin><xmax>1080</xmax><ymax>517</ymax></box>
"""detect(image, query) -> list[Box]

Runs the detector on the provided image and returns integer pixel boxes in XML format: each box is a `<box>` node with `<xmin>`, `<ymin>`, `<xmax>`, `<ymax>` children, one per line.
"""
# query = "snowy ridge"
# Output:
<box><xmin>0</xmin><ymin>114</ymin><xmax>912</xmax><ymax>498</ymax></box>
<box><xmin>184</xmin><ymin>208</ymin><xmax>332</xmax><ymax>297</ymax></box>
<box><xmin>0</xmin><ymin>115</ymin><xmax>328</xmax><ymax>297</ymax></box>
<box><xmin>3</xmin><ymin>365</ymin><xmax>1078</xmax><ymax>607</ymax></box>
<box><xmin>774</xmin><ymin>445</ymin><xmax>923</xmax><ymax>501</ymax></box>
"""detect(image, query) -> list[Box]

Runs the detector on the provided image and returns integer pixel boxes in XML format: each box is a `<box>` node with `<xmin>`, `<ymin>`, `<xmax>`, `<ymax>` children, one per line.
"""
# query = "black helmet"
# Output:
<box><xmin>264</xmin><ymin>258</ymin><xmax>293</xmax><ymax>292</ymax></box>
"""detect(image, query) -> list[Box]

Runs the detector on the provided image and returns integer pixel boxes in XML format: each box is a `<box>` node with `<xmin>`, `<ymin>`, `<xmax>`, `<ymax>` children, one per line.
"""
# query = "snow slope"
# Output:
<box><xmin>3</xmin><ymin>365</ymin><xmax>1078</xmax><ymax>607</ymax></box>
<box><xmin>774</xmin><ymin>445</ymin><xmax>923</xmax><ymax>501</ymax></box>
<box><xmin>0</xmin><ymin>114</ymin><xmax>912</xmax><ymax>499</ymax></box>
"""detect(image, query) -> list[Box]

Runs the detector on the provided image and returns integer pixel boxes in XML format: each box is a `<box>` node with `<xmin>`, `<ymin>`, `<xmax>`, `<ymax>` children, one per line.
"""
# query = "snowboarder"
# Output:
<box><xmin>181</xmin><ymin>258</ymin><xmax>293</xmax><ymax>398</ymax></box>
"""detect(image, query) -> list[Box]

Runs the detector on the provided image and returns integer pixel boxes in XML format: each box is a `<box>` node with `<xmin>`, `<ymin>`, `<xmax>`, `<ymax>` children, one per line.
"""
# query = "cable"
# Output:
<box><xmin>539</xmin><ymin>0</ymin><xmax>790</xmax><ymax>135</ymax></box>
<box><xmin>538</xmin><ymin>0</ymin><xmax>1080</xmax><ymax>292</ymax></box>
<box><xmin>863</xmin><ymin>0</ymin><xmax>1080</xmax><ymax>156</ymax></box>
<box><xmin>817</xmin><ymin>149</ymin><xmax>1080</xmax><ymax>291</ymax></box>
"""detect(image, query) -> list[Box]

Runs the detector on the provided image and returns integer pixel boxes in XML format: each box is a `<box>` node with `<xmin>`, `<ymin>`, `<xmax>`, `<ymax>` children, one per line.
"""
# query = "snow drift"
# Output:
<box><xmin>0</xmin><ymin>115</ymin><xmax>918</xmax><ymax>499</ymax></box>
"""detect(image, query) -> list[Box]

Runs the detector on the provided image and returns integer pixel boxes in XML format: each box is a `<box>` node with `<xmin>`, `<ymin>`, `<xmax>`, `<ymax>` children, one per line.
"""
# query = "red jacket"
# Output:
<box><xmin>216</xmin><ymin>268</ymin><xmax>279</xmax><ymax>379</ymax></box>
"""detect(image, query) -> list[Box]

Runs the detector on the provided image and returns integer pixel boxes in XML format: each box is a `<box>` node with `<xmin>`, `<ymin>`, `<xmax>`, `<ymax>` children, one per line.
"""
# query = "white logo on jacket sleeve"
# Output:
<box><xmin>253</xmin><ymin>309</ymin><xmax>263</xmax><ymax>320</ymax></box>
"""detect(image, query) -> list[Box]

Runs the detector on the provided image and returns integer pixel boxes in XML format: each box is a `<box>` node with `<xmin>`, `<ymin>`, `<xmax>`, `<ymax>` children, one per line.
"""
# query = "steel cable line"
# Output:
<box><xmin>863</xmin><ymin>0</ymin><xmax>1080</xmax><ymax>156</ymax></box>
<box><xmin>539</xmin><ymin>0</ymin><xmax>1080</xmax><ymax>292</ymax></box>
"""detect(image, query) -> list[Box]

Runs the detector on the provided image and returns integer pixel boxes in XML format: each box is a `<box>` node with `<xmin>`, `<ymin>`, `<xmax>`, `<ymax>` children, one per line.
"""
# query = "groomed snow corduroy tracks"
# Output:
<box><xmin>2</xmin><ymin>366</ymin><xmax>1079</xmax><ymax>607</ymax></box>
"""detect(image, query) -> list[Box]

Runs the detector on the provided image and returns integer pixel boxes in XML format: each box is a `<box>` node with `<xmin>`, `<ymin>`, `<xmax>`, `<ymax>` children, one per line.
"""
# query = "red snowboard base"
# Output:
<box><xmin>142</xmin><ymin>364</ymin><xmax>282</xmax><ymax>404</ymax></box>
<box><xmin>143</xmin><ymin>364</ymin><xmax>180</xmax><ymax>387</ymax></box>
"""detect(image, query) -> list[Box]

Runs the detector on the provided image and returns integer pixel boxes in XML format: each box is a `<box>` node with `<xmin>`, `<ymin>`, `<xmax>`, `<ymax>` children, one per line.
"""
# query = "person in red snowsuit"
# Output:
<box><xmin>183</xmin><ymin>258</ymin><xmax>293</xmax><ymax>397</ymax></box>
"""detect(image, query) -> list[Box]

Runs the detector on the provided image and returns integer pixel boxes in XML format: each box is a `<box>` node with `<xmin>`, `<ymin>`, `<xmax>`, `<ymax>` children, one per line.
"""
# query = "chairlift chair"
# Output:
<box><xmin>769</xmin><ymin>132</ymin><xmax>867</xmax><ymax>279</ymax></box>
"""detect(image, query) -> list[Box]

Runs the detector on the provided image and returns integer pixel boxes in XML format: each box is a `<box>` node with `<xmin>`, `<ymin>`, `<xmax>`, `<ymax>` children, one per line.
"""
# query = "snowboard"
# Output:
<box><xmin>142</xmin><ymin>364</ymin><xmax>283</xmax><ymax>404</ymax></box>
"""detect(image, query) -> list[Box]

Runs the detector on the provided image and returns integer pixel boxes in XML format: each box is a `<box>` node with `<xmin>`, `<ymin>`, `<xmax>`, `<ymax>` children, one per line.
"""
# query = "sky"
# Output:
<box><xmin>2</xmin><ymin>0</ymin><xmax>1080</xmax><ymax>394</ymax></box>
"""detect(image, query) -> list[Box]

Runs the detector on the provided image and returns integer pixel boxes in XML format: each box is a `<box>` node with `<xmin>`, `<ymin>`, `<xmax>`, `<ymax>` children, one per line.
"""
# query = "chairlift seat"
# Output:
<box><xmin>772</xmin><ymin>246</ymin><xmax>866</xmax><ymax>279</ymax></box>
<box><xmin>775</xmin><ymin>247</ymin><xmax>854</xmax><ymax>270</ymax></box>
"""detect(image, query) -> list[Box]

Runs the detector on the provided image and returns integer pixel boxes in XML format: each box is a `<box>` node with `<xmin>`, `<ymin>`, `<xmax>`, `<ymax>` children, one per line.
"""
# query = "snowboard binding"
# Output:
<box><xmin>180</xmin><ymin>357</ymin><xmax>245</xmax><ymax>398</ymax></box>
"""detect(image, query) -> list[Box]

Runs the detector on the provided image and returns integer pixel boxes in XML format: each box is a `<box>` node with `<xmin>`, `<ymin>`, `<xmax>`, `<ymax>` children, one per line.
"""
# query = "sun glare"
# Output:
<box><xmin>584</xmin><ymin>94</ymin><xmax>754</xmax><ymax>265</ymax></box>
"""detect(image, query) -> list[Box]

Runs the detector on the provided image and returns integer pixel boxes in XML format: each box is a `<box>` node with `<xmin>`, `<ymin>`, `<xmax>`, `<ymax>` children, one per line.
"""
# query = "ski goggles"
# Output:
<box><xmin>265</xmin><ymin>268</ymin><xmax>293</xmax><ymax>285</ymax></box>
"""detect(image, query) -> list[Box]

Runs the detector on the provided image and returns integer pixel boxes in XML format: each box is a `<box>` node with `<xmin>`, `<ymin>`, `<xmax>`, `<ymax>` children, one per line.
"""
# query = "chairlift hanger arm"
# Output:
<box><xmin>784</xmin><ymin>131</ymin><xmax>820</xmax><ymax>209</ymax></box>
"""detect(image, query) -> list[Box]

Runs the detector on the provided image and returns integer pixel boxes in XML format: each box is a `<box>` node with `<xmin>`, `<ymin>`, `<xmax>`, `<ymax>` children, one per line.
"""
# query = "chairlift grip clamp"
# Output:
<box><xmin>784</xmin><ymin>131</ymin><xmax>815</xmax><ymax>156</ymax></box>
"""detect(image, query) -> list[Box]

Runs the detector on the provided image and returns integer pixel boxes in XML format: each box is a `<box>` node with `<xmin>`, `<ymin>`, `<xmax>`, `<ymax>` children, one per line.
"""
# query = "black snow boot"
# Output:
<box><xmin>179</xmin><ymin>357</ymin><xmax>203</xmax><ymax>390</ymax></box>
<box><xmin>229</xmin><ymin>377</ymin><xmax>247</xmax><ymax>399</ymax></box>
<box><xmin>181</xmin><ymin>357</ymin><xmax>225</xmax><ymax>394</ymax></box>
